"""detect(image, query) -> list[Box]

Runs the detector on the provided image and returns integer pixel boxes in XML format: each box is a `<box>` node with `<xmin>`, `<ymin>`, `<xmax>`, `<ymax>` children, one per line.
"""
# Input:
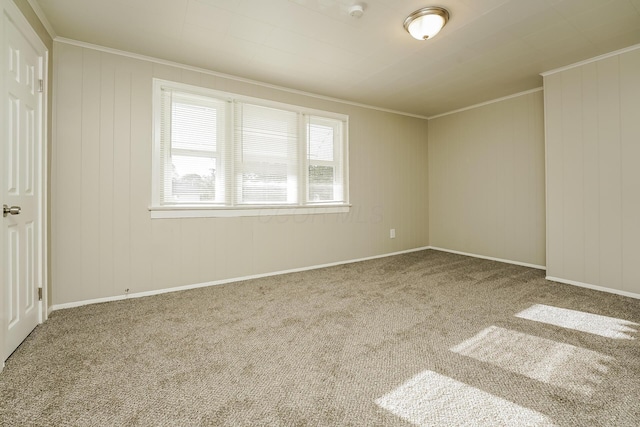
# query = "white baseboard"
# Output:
<box><xmin>50</xmin><ymin>246</ymin><xmax>431</xmax><ymax>312</ymax></box>
<box><xmin>47</xmin><ymin>247</ymin><xmax>640</xmax><ymax>312</ymax></box>
<box><xmin>546</xmin><ymin>276</ymin><xmax>640</xmax><ymax>300</ymax></box>
<box><xmin>427</xmin><ymin>246</ymin><xmax>546</xmax><ymax>270</ymax></box>
<box><xmin>427</xmin><ymin>247</ymin><xmax>640</xmax><ymax>300</ymax></box>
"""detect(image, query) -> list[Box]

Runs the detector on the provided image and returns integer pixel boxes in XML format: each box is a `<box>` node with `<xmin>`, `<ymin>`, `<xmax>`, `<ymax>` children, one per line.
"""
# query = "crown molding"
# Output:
<box><xmin>54</xmin><ymin>37</ymin><xmax>431</xmax><ymax>121</ymax></box>
<box><xmin>26</xmin><ymin>0</ymin><xmax>56</xmax><ymax>38</ymax></box>
<box><xmin>541</xmin><ymin>43</ymin><xmax>640</xmax><ymax>76</ymax></box>
<box><xmin>427</xmin><ymin>87</ymin><xmax>543</xmax><ymax>120</ymax></box>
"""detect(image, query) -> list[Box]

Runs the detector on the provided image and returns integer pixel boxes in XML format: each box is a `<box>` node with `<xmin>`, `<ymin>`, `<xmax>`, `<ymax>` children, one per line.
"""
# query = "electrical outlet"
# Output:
<box><xmin>390</xmin><ymin>228</ymin><xmax>396</xmax><ymax>239</ymax></box>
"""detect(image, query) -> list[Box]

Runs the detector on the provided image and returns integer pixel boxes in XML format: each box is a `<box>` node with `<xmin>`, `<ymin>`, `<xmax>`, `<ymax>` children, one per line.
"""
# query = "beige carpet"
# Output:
<box><xmin>1</xmin><ymin>249</ymin><xmax>639</xmax><ymax>426</ymax></box>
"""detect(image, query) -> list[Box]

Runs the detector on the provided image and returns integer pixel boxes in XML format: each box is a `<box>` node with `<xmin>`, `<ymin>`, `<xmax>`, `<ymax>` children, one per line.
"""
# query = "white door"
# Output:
<box><xmin>1</xmin><ymin>1</ymin><xmax>47</xmax><ymax>362</ymax></box>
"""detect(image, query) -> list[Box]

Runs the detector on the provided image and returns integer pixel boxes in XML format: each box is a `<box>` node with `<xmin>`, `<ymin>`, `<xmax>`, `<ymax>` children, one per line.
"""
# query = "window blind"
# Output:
<box><xmin>234</xmin><ymin>102</ymin><xmax>299</xmax><ymax>205</ymax></box>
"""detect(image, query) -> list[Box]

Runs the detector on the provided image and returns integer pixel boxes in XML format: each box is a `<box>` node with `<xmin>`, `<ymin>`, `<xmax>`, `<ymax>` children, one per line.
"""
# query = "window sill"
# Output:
<box><xmin>149</xmin><ymin>204</ymin><xmax>351</xmax><ymax>219</ymax></box>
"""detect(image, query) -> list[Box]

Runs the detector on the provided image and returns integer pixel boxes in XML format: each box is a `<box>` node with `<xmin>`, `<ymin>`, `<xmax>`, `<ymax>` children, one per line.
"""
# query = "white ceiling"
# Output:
<box><xmin>34</xmin><ymin>0</ymin><xmax>640</xmax><ymax>117</ymax></box>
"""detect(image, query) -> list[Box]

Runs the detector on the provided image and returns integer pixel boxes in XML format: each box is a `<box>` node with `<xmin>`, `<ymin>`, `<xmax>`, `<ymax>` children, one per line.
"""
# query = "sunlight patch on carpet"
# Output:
<box><xmin>516</xmin><ymin>304</ymin><xmax>638</xmax><ymax>340</ymax></box>
<box><xmin>375</xmin><ymin>370</ymin><xmax>554</xmax><ymax>426</ymax></box>
<box><xmin>450</xmin><ymin>326</ymin><xmax>613</xmax><ymax>396</ymax></box>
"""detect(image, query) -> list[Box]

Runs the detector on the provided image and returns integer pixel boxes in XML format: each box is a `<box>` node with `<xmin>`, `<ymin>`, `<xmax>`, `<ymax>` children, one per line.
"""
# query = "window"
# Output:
<box><xmin>308</xmin><ymin>116</ymin><xmax>344</xmax><ymax>203</ymax></box>
<box><xmin>159</xmin><ymin>91</ymin><xmax>226</xmax><ymax>205</ymax></box>
<box><xmin>151</xmin><ymin>79</ymin><xmax>349</xmax><ymax>218</ymax></box>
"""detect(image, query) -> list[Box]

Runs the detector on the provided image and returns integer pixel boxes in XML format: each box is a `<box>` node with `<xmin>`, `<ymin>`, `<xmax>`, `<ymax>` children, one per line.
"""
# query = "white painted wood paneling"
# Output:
<box><xmin>619</xmin><ymin>49</ymin><xmax>640</xmax><ymax>294</ymax></box>
<box><xmin>129</xmin><ymin>60</ymin><xmax>153</xmax><ymax>293</ymax></box>
<box><xmin>428</xmin><ymin>90</ymin><xmax>546</xmax><ymax>267</ymax></box>
<box><xmin>597</xmin><ymin>57</ymin><xmax>623</xmax><ymax>291</ymax></box>
<box><xmin>544</xmin><ymin>47</ymin><xmax>640</xmax><ymax>296</ymax></box>
<box><xmin>98</xmin><ymin>53</ymin><xmax>115</xmax><ymax>299</ymax></box>
<box><xmin>112</xmin><ymin>59</ymin><xmax>132</xmax><ymax>296</ymax></box>
<box><xmin>52</xmin><ymin>42</ymin><xmax>83</xmax><ymax>304</ymax></box>
<box><xmin>50</xmin><ymin>41</ymin><xmax>429</xmax><ymax>305</ymax></box>
<box><xmin>581</xmin><ymin>62</ymin><xmax>600</xmax><ymax>287</ymax></box>
<box><xmin>543</xmin><ymin>73</ymin><xmax>564</xmax><ymax>278</ymax></box>
<box><xmin>80</xmin><ymin>48</ymin><xmax>101</xmax><ymax>301</ymax></box>
<box><xmin>560</xmin><ymin>67</ymin><xmax>585</xmax><ymax>283</ymax></box>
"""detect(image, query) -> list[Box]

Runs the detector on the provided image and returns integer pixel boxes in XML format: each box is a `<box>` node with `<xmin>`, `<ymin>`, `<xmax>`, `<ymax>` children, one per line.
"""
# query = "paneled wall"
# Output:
<box><xmin>51</xmin><ymin>41</ymin><xmax>429</xmax><ymax>306</ymax></box>
<box><xmin>544</xmin><ymin>46</ymin><xmax>640</xmax><ymax>297</ymax></box>
<box><xmin>428</xmin><ymin>91</ymin><xmax>546</xmax><ymax>267</ymax></box>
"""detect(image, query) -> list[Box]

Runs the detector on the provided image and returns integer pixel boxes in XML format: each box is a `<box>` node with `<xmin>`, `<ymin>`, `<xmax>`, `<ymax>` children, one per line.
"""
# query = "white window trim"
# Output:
<box><xmin>150</xmin><ymin>205</ymin><xmax>351</xmax><ymax>219</ymax></box>
<box><xmin>150</xmin><ymin>79</ymin><xmax>350</xmax><ymax>218</ymax></box>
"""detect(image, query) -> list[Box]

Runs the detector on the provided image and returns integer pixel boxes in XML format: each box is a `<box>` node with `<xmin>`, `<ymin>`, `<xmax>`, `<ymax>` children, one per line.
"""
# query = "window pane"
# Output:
<box><xmin>308</xmin><ymin>122</ymin><xmax>334</xmax><ymax>161</ymax></box>
<box><xmin>236</xmin><ymin>103</ymin><xmax>298</xmax><ymax>204</ymax></box>
<box><xmin>307</xmin><ymin>115</ymin><xmax>343</xmax><ymax>203</ymax></box>
<box><xmin>169</xmin><ymin>155</ymin><xmax>217</xmax><ymax>203</ymax></box>
<box><xmin>241</xmin><ymin>163</ymin><xmax>288</xmax><ymax>204</ymax></box>
<box><xmin>309</xmin><ymin>165</ymin><xmax>334</xmax><ymax>202</ymax></box>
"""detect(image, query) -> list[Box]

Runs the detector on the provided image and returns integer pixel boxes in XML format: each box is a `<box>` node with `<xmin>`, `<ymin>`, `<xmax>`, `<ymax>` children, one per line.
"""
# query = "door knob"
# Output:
<box><xmin>3</xmin><ymin>204</ymin><xmax>21</xmax><ymax>217</ymax></box>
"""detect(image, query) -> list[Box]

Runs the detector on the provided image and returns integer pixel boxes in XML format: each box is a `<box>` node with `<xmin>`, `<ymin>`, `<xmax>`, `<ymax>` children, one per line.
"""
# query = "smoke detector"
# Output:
<box><xmin>348</xmin><ymin>4</ymin><xmax>365</xmax><ymax>18</ymax></box>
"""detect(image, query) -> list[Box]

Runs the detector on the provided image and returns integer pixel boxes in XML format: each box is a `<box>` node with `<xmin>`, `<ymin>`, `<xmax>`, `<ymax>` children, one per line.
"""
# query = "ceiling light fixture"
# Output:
<box><xmin>403</xmin><ymin>7</ymin><xmax>450</xmax><ymax>40</ymax></box>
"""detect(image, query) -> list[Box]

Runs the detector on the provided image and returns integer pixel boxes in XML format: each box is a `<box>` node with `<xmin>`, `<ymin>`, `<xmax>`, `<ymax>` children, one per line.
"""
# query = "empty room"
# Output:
<box><xmin>1</xmin><ymin>0</ymin><xmax>640</xmax><ymax>425</ymax></box>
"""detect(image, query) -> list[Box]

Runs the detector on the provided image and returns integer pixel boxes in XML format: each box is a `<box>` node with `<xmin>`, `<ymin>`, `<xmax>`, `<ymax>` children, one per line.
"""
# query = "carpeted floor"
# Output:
<box><xmin>1</xmin><ymin>249</ymin><xmax>639</xmax><ymax>426</ymax></box>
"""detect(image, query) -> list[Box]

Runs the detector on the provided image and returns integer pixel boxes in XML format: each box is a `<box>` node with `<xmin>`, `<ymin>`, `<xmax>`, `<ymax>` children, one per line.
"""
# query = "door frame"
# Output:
<box><xmin>1</xmin><ymin>0</ymin><xmax>49</xmax><ymax>370</ymax></box>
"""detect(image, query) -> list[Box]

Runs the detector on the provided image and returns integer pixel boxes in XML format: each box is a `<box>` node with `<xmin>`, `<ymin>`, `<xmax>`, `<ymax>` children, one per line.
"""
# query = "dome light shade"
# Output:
<box><xmin>403</xmin><ymin>7</ymin><xmax>450</xmax><ymax>40</ymax></box>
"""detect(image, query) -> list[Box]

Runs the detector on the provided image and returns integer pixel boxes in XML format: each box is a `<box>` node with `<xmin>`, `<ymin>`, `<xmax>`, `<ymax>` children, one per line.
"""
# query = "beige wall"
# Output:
<box><xmin>12</xmin><ymin>1</ymin><xmax>51</xmax><ymax>49</ymax></box>
<box><xmin>428</xmin><ymin>91</ymin><xmax>546</xmax><ymax>267</ymax></box>
<box><xmin>51</xmin><ymin>41</ymin><xmax>429</xmax><ymax>305</ymax></box>
<box><xmin>544</xmin><ymin>46</ymin><xmax>640</xmax><ymax>296</ymax></box>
